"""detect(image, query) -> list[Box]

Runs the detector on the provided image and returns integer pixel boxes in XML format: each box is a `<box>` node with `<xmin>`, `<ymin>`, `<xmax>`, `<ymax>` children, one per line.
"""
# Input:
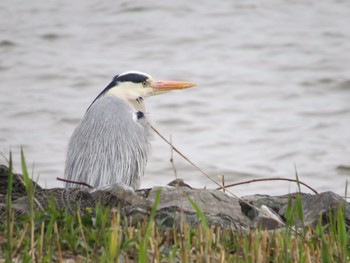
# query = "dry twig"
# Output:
<box><xmin>169</xmin><ymin>134</ymin><xmax>178</xmax><ymax>179</ymax></box>
<box><xmin>56</xmin><ymin>177</ymin><xmax>93</xmax><ymax>188</ymax></box>
<box><xmin>216</xmin><ymin>177</ymin><xmax>318</xmax><ymax>194</ymax></box>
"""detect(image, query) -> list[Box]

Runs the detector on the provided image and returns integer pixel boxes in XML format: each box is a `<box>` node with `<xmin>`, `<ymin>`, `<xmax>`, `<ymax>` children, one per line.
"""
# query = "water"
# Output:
<box><xmin>1</xmin><ymin>0</ymin><xmax>350</xmax><ymax>196</ymax></box>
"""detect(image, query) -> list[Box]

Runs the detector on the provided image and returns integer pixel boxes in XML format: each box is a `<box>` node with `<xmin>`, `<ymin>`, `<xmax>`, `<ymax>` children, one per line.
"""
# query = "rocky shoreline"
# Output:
<box><xmin>1</xmin><ymin>164</ymin><xmax>349</xmax><ymax>231</ymax></box>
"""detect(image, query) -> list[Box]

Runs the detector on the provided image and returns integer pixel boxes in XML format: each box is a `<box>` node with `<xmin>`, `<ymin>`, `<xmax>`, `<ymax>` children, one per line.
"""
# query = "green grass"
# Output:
<box><xmin>1</xmin><ymin>156</ymin><xmax>350</xmax><ymax>262</ymax></box>
<box><xmin>6</xmin><ymin>152</ymin><xmax>13</xmax><ymax>263</ymax></box>
<box><xmin>138</xmin><ymin>188</ymin><xmax>161</xmax><ymax>262</ymax></box>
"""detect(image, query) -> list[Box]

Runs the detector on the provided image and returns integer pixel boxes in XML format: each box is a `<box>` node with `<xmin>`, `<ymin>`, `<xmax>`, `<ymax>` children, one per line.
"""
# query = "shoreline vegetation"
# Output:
<box><xmin>0</xmin><ymin>152</ymin><xmax>349</xmax><ymax>262</ymax></box>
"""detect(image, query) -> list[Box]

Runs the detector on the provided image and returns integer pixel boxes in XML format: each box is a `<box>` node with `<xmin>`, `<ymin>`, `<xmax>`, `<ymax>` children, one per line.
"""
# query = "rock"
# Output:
<box><xmin>240</xmin><ymin>193</ymin><xmax>310</xmax><ymax>220</ymax></box>
<box><xmin>251</xmin><ymin>205</ymin><xmax>285</xmax><ymax>230</ymax></box>
<box><xmin>279</xmin><ymin>191</ymin><xmax>350</xmax><ymax>228</ymax></box>
<box><xmin>147</xmin><ymin>185</ymin><xmax>250</xmax><ymax>230</ymax></box>
<box><xmin>1</xmin><ymin>165</ymin><xmax>350</xmax><ymax>231</ymax></box>
<box><xmin>0</xmin><ymin>164</ymin><xmax>42</xmax><ymax>202</ymax></box>
<box><xmin>241</xmin><ymin>192</ymin><xmax>350</xmax><ymax>229</ymax></box>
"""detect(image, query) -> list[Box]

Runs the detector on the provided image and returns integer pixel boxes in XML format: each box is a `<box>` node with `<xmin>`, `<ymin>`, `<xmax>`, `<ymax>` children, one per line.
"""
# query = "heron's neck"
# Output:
<box><xmin>105</xmin><ymin>88</ymin><xmax>147</xmax><ymax>113</ymax></box>
<box><xmin>128</xmin><ymin>98</ymin><xmax>147</xmax><ymax>113</ymax></box>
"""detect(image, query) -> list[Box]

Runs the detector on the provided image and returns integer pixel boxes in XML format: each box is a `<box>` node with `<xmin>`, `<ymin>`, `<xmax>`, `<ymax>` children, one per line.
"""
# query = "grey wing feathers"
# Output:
<box><xmin>64</xmin><ymin>96</ymin><xmax>149</xmax><ymax>189</ymax></box>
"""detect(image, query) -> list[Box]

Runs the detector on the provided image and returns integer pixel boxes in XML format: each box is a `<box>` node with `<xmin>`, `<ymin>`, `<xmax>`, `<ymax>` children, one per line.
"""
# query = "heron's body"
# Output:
<box><xmin>64</xmin><ymin>71</ymin><xmax>195</xmax><ymax>189</ymax></box>
<box><xmin>64</xmin><ymin>96</ymin><xmax>149</xmax><ymax>188</ymax></box>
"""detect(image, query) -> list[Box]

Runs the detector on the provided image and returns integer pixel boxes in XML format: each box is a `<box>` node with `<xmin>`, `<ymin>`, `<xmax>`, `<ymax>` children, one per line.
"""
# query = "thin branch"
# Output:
<box><xmin>221</xmin><ymin>175</ymin><xmax>225</xmax><ymax>193</ymax></box>
<box><xmin>169</xmin><ymin>134</ymin><xmax>178</xmax><ymax>179</ymax></box>
<box><xmin>149</xmin><ymin>124</ymin><xmax>222</xmax><ymax>189</ymax></box>
<box><xmin>216</xmin><ymin>177</ymin><xmax>318</xmax><ymax>194</ymax></box>
<box><xmin>56</xmin><ymin>177</ymin><xmax>93</xmax><ymax>189</ymax></box>
<box><xmin>150</xmin><ymin>123</ymin><xmax>318</xmax><ymax>233</ymax></box>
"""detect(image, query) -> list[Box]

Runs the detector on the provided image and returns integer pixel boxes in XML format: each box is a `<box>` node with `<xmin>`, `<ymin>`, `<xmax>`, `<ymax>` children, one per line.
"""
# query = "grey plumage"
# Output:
<box><xmin>64</xmin><ymin>96</ymin><xmax>149</xmax><ymax>189</ymax></box>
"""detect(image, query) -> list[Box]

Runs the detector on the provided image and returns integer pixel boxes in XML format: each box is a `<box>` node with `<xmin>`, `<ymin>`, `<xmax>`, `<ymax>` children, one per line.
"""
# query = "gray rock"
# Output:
<box><xmin>241</xmin><ymin>191</ymin><xmax>350</xmax><ymax>229</ymax></box>
<box><xmin>240</xmin><ymin>193</ymin><xmax>310</xmax><ymax>220</ymax></box>
<box><xmin>251</xmin><ymin>205</ymin><xmax>285</xmax><ymax>230</ymax></box>
<box><xmin>1</xmin><ymin>165</ymin><xmax>350</xmax><ymax>231</ymax></box>
<box><xmin>279</xmin><ymin>191</ymin><xmax>350</xmax><ymax>228</ymax></box>
<box><xmin>148</xmin><ymin>185</ymin><xmax>250</xmax><ymax>230</ymax></box>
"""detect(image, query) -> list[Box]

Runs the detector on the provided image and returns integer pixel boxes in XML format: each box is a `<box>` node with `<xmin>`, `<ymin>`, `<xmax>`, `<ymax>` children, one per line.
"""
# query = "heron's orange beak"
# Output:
<box><xmin>152</xmin><ymin>80</ymin><xmax>196</xmax><ymax>91</ymax></box>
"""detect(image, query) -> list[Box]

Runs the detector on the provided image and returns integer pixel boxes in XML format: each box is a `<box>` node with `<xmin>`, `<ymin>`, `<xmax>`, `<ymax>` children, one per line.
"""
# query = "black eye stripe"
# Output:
<box><xmin>116</xmin><ymin>73</ymin><xmax>148</xmax><ymax>83</ymax></box>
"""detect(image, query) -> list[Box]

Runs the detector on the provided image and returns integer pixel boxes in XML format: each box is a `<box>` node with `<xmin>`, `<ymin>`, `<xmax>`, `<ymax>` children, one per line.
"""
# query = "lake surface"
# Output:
<box><xmin>1</xmin><ymin>0</ymin><xmax>350</xmax><ymax>196</ymax></box>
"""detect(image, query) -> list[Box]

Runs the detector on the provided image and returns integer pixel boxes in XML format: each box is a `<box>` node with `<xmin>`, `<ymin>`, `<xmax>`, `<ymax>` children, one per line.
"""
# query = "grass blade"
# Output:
<box><xmin>139</xmin><ymin>188</ymin><xmax>161</xmax><ymax>262</ymax></box>
<box><xmin>6</xmin><ymin>152</ymin><xmax>13</xmax><ymax>263</ymax></box>
<box><xmin>187</xmin><ymin>196</ymin><xmax>209</xmax><ymax>235</ymax></box>
<box><xmin>337</xmin><ymin>208</ymin><xmax>347</xmax><ymax>257</ymax></box>
<box><xmin>20</xmin><ymin>148</ymin><xmax>35</xmax><ymax>261</ymax></box>
<box><xmin>294</xmin><ymin>166</ymin><xmax>305</xmax><ymax>227</ymax></box>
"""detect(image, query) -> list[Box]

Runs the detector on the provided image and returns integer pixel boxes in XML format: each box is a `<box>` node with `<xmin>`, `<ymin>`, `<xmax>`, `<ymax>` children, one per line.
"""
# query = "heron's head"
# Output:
<box><xmin>107</xmin><ymin>71</ymin><xmax>195</xmax><ymax>98</ymax></box>
<box><xmin>88</xmin><ymin>71</ymin><xmax>196</xmax><ymax>112</ymax></box>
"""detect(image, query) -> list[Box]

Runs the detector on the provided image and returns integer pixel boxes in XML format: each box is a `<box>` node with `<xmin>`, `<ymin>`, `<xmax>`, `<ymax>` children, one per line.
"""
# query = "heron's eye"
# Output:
<box><xmin>142</xmin><ymin>81</ymin><xmax>148</xmax><ymax>87</ymax></box>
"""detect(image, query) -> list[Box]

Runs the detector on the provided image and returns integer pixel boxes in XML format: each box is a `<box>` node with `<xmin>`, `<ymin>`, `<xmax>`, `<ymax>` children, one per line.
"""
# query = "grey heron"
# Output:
<box><xmin>64</xmin><ymin>71</ymin><xmax>196</xmax><ymax>189</ymax></box>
